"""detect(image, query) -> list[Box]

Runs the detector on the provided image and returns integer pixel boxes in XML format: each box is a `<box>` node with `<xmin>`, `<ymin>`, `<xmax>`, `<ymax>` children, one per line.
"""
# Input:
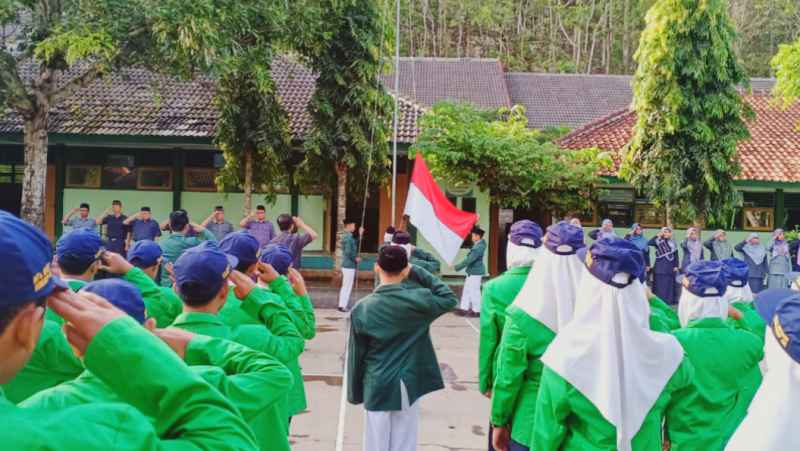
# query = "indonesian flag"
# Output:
<box><xmin>404</xmin><ymin>153</ymin><xmax>479</xmax><ymax>265</ymax></box>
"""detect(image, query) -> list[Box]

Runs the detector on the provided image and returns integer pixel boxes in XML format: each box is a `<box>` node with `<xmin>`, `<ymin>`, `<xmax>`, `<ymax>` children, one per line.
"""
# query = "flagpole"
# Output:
<box><xmin>390</xmin><ymin>0</ymin><xmax>400</xmax><ymax>226</ymax></box>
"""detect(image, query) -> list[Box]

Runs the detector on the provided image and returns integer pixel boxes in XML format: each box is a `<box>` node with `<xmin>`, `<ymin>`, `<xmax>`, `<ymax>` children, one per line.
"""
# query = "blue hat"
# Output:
<box><xmin>721</xmin><ymin>258</ymin><xmax>749</xmax><ymax>288</ymax></box>
<box><xmin>174</xmin><ymin>241</ymin><xmax>238</xmax><ymax>301</ymax></box>
<box><xmin>683</xmin><ymin>260</ymin><xmax>728</xmax><ymax>297</ymax></box>
<box><xmin>509</xmin><ymin>220</ymin><xmax>543</xmax><ymax>248</ymax></box>
<box><xmin>578</xmin><ymin>237</ymin><xmax>643</xmax><ymax>288</ymax></box>
<box><xmin>219</xmin><ymin>231</ymin><xmax>261</xmax><ymax>269</ymax></box>
<box><xmin>544</xmin><ymin>221</ymin><xmax>585</xmax><ymax>255</ymax></box>
<box><xmin>260</xmin><ymin>243</ymin><xmax>293</xmax><ymax>275</ymax></box>
<box><xmin>770</xmin><ymin>293</ymin><xmax>800</xmax><ymax>363</ymax></box>
<box><xmin>0</xmin><ymin>211</ymin><xmax>67</xmax><ymax>305</ymax></box>
<box><xmin>81</xmin><ymin>279</ymin><xmax>146</xmax><ymax>324</ymax></box>
<box><xmin>754</xmin><ymin>288</ymin><xmax>796</xmax><ymax>323</ymax></box>
<box><xmin>127</xmin><ymin>240</ymin><xmax>162</xmax><ymax>268</ymax></box>
<box><xmin>56</xmin><ymin>229</ymin><xmax>104</xmax><ymax>266</ymax></box>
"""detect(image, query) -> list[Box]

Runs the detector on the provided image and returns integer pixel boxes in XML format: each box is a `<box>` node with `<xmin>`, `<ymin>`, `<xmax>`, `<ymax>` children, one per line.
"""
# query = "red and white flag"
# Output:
<box><xmin>404</xmin><ymin>153</ymin><xmax>478</xmax><ymax>265</ymax></box>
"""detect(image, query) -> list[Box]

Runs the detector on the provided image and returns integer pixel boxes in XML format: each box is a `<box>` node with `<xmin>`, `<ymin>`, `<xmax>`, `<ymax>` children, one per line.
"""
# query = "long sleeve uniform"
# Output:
<box><xmin>123</xmin><ymin>266</ymin><xmax>184</xmax><ymax>328</ymax></box>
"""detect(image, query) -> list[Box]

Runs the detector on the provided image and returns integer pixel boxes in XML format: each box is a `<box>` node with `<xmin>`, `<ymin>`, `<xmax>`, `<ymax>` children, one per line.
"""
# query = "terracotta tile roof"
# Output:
<box><xmin>557</xmin><ymin>93</ymin><xmax>800</xmax><ymax>182</ymax></box>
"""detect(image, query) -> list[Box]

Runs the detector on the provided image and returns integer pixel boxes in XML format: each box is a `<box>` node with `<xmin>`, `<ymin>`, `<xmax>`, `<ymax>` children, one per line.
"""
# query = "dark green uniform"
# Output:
<box><xmin>159</xmin><ymin>229</ymin><xmax>216</xmax><ymax>286</ymax></box>
<box><xmin>455</xmin><ymin>239</ymin><xmax>487</xmax><ymax>275</ymax></box>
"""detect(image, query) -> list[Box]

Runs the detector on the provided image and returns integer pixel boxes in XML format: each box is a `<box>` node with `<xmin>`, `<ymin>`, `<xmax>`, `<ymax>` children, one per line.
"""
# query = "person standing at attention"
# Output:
<box><xmin>62</xmin><ymin>203</ymin><xmax>96</xmax><ymax>231</ymax></box>
<box><xmin>455</xmin><ymin>226</ymin><xmax>487</xmax><ymax>317</ymax></box>
<box><xmin>158</xmin><ymin>210</ymin><xmax>216</xmax><ymax>287</ymax></box>
<box><xmin>704</xmin><ymin>229</ymin><xmax>734</xmax><ymax>261</ymax></box>
<box><xmin>348</xmin><ymin>245</ymin><xmax>458</xmax><ymax>451</ymax></box>
<box><xmin>240</xmin><ymin>205</ymin><xmax>275</xmax><ymax>248</ymax></box>
<box><xmin>201</xmin><ymin>206</ymin><xmax>235</xmax><ymax>242</ymax></box>
<box><xmin>271</xmin><ymin>214</ymin><xmax>318</xmax><ymax>269</ymax></box>
<box><xmin>96</xmin><ymin>200</ymin><xmax>128</xmax><ymax>254</ymax></box>
<box><xmin>124</xmin><ymin>207</ymin><xmax>161</xmax><ymax>246</ymax></box>
<box><xmin>680</xmin><ymin>227</ymin><xmax>705</xmax><ymax>274</ymax></box>
<box><xmin>624</xmin><ymin>223</ymin><xmax>650</xmax><ymax>274</ymax></box>
<box><xmin>337</xmin><ymin>219</ymin><xmax>362</xmax><ymax>313</ymax></box>
<box><xmin>588</xmin><ymin>218</ymin><xmax>616</xmax><ymax>241</ymax></box>
<box><xmin>767</xmin><ymin>229</ymin><xmax>792</xmax><ymax>289</ymax></box>
<box><xmin>649</xmin><ymin>227</ymin><xmax>680</xmax><ymax>304</ymax></box>
<box><xmin>735</xmin><ymin>233</ymin><xmax>768</xmax><ymax>293</ymax></box>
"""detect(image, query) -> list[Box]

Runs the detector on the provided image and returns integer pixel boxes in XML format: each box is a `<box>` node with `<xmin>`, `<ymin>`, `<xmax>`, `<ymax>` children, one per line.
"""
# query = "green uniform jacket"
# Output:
<box><xmin>533</xmin><ymin>359</ymin><xmax>694</xmax><ymax>451</ymax></box>
<box><xmin>667</xmin><ymin>318</ymin><xmax>764</xmax><ymax>451</ymax></box>
<box><xmin>21</xmin><ymin>335</ymin><xmax>291</xmax><ymax>451</ymax></box>
<box><xmin>218</xmin><ymin>281</ymin><xmax>308</xmax><ymax>416</ymax></box>
<box><xmin>411</xmin><ymin>248</ymin><xmax>441</xmax><ymax>274</ymax></box>
<box><xmin>1</xmin><ymin>320</ymin><xmax>83</xmax><ymax>403</ymax></box>
<box><xmin>123</xmin><ymin>266</ymin><xmax>183</xmax><ymax>328</ymax></box>
<box><xmin>347</xmin><ymin>265</ymin><xmax>458</xmax><ymax>411</ymax></box>
<box><xmin>455</xmin><ymin>239</ymin><xmax>487</xmax><ymax>275</ymax></box>
<box><xmin>479</xmin><ymin>265</ymin><xmax>531</xmax><ymax>394</ymax></box>
<box><xmin>159</xmin><ymin>229</ymin><xmax>216</xmax><ymax>286</ymax></box>
<box><xmin>45</xmin><ymin>279</ymin><xmax>86</xmax><ymax>325</ymax></box>
<box><xmin>0</xmin><ymin>316</ymin><xmax>257</xmax><ymax>450</ymax></box>
<box><xmin>262</xmin><ymin>276</ymin><xmax>317</xmax><ymax>340</ymax></box>
<box><xmin>342</xmin><ymin>233</ymin><xmax>358</xmax><ymax>269</ymax></box>
<box><xmin>648</xmin><ymin>295</ymin><xmax>680</xmax><ymax>332</ymax></box>
<box><xmin>491</xmin><ymin>305</ymin><xmax>556</xmax><ymax>447</ymax></box>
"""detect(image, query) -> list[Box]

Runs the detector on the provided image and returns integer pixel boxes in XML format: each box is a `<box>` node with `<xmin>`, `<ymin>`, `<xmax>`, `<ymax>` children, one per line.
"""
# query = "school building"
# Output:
<box><xmin>1</xmin><ymin>56</ymin><xmax>798</xmax><ymax>276</ymax></box>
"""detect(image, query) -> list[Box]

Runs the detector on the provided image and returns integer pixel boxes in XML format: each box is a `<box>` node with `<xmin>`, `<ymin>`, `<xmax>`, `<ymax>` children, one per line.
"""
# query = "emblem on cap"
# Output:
<box><xmin>33</xmin><ymin>264</ymin><xmax>52</xmax><ymax>291</ymax></box>
<box><xmin>222</xmin><ymin>265</ymin><xmax>232</xmax><ymax>279</ymax></box>
<box><xmin>585</xmin><ymin>250</ymin><xmax>593</xmax><ymax>268</ymax></box>
<box><xmin>774</xmin><ymin>316</ymin><xmax>791</xmax><ymax>348</ymax></box>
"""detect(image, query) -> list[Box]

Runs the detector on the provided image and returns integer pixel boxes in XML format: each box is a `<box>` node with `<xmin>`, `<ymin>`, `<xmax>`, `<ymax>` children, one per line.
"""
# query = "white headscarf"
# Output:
<box><xmin>678</xmin><ymin>288</ymin><xmax>729</xmax><ymax>327</ymax></box>
<box><xmin>722</xmin><ymin>284</ymin><xmax>754</xmax><ymax>304</ymax></box>
<box><xmin>541</xmin><ymin>276</ymin><xmax>684</xmax><ymax>451</ymax></box>
<box><xmin>506</xmin><ymin>241</ymin><xmax>540</xmax><ymax>269</ymax></box>
<box><xmin>725</xmin><ymin>331</ymin><xmax>800</xmax><ymax>451</ymax></box>
<box><xmin>512</xmin><ymin>248</ymin><xmax>585</xmax><ymax>333</ymax></box>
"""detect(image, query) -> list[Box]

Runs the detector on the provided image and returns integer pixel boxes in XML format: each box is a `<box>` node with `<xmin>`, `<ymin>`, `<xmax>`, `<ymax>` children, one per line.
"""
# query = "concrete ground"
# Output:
<box><xmin>290</xmin><ymin>289</ymin><xmax>488</xmax><ymax>451</ymax></box>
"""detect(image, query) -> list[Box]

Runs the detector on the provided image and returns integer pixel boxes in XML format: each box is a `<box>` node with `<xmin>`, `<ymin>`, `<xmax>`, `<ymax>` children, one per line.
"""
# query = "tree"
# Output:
<box><xmin>292</xmin><ymin>0</ymin><xmax>392</xmax><ymax>271</ymax></box>
<box><xmin>620</xmin><ymin>0</ymin><xmax>752</xmax><ymax>227</ymax></box>
<box><xmin>413</xmin><ymin>102</ymin><xmax>609</xmax><ymax>217</ymax></box>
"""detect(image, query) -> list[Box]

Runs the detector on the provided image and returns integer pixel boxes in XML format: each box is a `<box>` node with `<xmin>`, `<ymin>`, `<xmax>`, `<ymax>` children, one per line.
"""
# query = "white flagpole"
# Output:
<box><xmin>390</xmin><ymin>0</ymin><xmax>400</xmax><ymax>226</ymax></box>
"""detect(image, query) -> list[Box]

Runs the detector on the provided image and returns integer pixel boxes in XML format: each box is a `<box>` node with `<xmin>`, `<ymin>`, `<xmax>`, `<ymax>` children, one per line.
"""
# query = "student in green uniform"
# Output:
<box><xmin>338</xmin><ymin>219</ymin><xmax>362</xmax><ymax>312</ymax></box>
<box><xmin>533</xmin><ymin>238</ymin><xmax>693</xmax><ymax>451</ymax></box>
<box><xmin>0</xmin><ymin>210</ymin><xmax>258</xmax><ymax>450</ymax></box>
<box><xmin>490</xmin><ymin>221</ymin><xmax>584</xmax><ymax>451</ymax></box>
<box><xmin>158</xmin><ymin>209</ymin><xmax>216</xmax><ymax>286</ymax></box>
<box><xmin>170</xmin><ymin>240</ymin><xmax>301</xmax><ymax>451</ymax></box>
<box><xmin>722</xmin><ymin>258</ymin><xmax>765</xmax><ymax>338</ymax></box>
<box><xmin>667</xmin><ymin>260</ymin><xmax>764</xmax><ymax>450</ymax></box>
<box><xmin>259</xmin><ymin>243</ymin><xmax>317</xmax><ymax>340</ymax></box>
<box><xmin>455</xmin><ymin>226</ymin><xmax>487</xmax><ymax>317</ymax></box>
<box><xmin>348</xmin><ymin>245</ymin><xmax>458</xmax><ymax>451</ymax></box>
<box><xmin>645</xmin><ymin>286</ymin><xmax>681</xmax><ymax>332</ymax></box>
<box><xmin>48</xmin><ymin>229</ymin><xmax>105</xmax><ymax>324</ymax></box>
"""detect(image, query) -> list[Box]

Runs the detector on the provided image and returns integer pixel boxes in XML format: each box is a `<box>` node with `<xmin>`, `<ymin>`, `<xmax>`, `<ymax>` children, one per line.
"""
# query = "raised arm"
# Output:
<box><xmin>201</xmin><ymin>212</ymin><xmax>216</xmax><ymax>228</ymax></box>
<box><xmin>294</xmin><ymin>216</ymin><xmax>318</xmax><ymax>242</ymax></box>
<box><xmin>95</xmin><ymin>207</ymin><xmax>111</xmax><ymax>225</ymax></box>
<box><xmin>122</xmin><ymin>212</ymin><xmax>139</xmax><ymax>226</ymax></box>
<box><xmin>239</xmin><ymin>212</ymin><xmax>253</xmax><ymax>228</ymax></box>
<box><xmin>703</xmin><ymin>237</ymin><xmax>715</xmax><ymax>251</ymax></box>
<box><xmin>405</xmin><ymin>265</ymin><xmax>458</xmax><ymax>317</ymax></box>
<box><xmin>61</xmin><ymin>207</ymin><xmax>78</xmax><ymax>225</ymax></box>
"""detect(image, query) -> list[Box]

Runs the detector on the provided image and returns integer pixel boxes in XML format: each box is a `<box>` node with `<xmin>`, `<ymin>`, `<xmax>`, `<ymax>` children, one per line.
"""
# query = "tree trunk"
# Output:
<box><xmin>20</xmin><ymin>109</ymin><xmax>49</xmax><ymax>229</ymax></box>
<box><xmin>334</xmin><ymin>162</ymin><xmax>348</xmax><ymax>273</ymax></box>
<box><xmin>622</xmin><ymin>0</ymin><xmax>631</xmax><ymax>72</ymax></box>
<box><xmin>242</xmin><ymin>144</ymin><xmax>254</xmax><ymax>217</ymax></box>
<box><xmin>665</xmin><ymin>202</ymin><xmax>673</xmax><ymax>229</ymax></box>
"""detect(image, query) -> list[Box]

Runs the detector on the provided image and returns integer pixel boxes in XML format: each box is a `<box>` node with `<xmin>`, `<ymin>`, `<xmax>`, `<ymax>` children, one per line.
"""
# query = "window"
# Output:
<box><xmin>66</xmin><ymin>150</ymin><xmax>174</xmax><ymax>190</ymax></box>
<box><xmin>66</xmin><ymin>165</ymin><xmax>102</xmax><ymax>188</ymax></box>
<box><xmin>634</xmin><ymin>202</ymin><xmax>665</xmax><ymax>228</ymax></box>
<box><xmin>572</xmin><ymin>206</ymin><xmax>598</xmax><ymax>226</ymax></box>
<box><xmin>742</xmin><ymin>192</ymin><xmax>775</xmax><ymax>231</ymax></box>
<box><xmin>0</xmin><ymin>164</ymin><xmax>23</xmax><ymax>184</ymax></box>
<box><xmin>184</xmin><ymin>168</ymin><xmax>218</xmax><ymax>192</ymax></box>
<box><xmin>102</xmin><ymin>154</ymin><xmax>137</xmax><ymax>189</ymax></box>
<box><xmin>598</xmin><ymin>188</ymin><xmax>635</xmax><ymax>227</ymax></box>
<box><xmin>138</xmin><ymin>167</ymin><xmax>173</xmax><ymax>190</ymax></box>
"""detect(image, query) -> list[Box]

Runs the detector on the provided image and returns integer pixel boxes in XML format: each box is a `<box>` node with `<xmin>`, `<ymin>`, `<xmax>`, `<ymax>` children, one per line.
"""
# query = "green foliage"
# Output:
<box><xmin>413</xmin><ymin>102</ymin><xmax>610</xmax><ymax>214</ymax></box>
<box><xmin>621</xmin><ymin>0</ymin><xmax>752</xmax><ymax>225</ymax></box>
<box><xmin>772</xmin><ymin>39</ymin><xmax>800</xmax><ymax>108</ymax></box>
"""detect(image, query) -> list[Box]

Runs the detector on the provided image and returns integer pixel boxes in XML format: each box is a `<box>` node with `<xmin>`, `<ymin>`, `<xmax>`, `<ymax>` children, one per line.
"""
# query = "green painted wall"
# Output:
<box><xmin>297</xmin><ymin>195</ymin><xmax>326</xmax><ymax>252</ymax></box>
<box><xmin>62</xmin><ymin>189</ymin><xmax>173</xmax><ymax>232</ymax></box>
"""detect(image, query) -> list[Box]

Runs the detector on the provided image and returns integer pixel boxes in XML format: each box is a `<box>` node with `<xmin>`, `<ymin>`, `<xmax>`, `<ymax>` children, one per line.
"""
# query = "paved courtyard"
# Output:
<box><xmin>290</xmin><ymin>291</ymin><xmax>488</xmax><ymax>451</ymax></box>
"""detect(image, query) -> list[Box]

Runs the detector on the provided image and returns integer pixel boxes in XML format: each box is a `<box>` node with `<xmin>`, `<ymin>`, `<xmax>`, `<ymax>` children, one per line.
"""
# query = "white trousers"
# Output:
<box><xmin>338</xmin><ymin>268</ymin><xmax>356</xmax><ymax>309</ymax></box>
<box><xmin>460</xmin><ymin>275</ymin><xmax>483</xmax><ymax>312</ymax></box>
<box><xmin>364</xmin><ymin>382</ymin><xmax>419</xmax><ymax>451</ymax></box>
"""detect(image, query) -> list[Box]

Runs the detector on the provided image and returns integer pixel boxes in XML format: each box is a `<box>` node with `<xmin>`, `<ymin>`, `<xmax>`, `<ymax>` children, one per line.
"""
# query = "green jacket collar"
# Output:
<box><xmin>172</xmin><ymin>311</ymin><xmax>226</xmax><ymax>327</ymax></box>
<box><xmin>686</xmin><ymin>317</ymin><xmax>729</xmax><ymax>329</ymax></box>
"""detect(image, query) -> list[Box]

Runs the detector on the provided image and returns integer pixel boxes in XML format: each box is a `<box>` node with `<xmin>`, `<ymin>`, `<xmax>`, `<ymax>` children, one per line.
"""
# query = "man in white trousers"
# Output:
<box><xmin>347</xmin><ymin>245</ymin><xmax>458</xmax><ymax>451</ymax></box>
<box><xmin>337</xmin><ymin>219</ymin><xmax>362</xmax><ymax>313</ymax></box>
<box><xmin>455</xmin><ymin>226</ymin><xmax>487</xmax><ymax>317</ymax></box>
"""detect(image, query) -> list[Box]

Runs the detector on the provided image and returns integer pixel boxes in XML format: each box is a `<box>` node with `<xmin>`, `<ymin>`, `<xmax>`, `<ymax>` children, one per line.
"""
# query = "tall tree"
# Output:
<box><xmin>621</xmin><ymin>0</ymin><xmax>752</xmax><ymax>227</ymax></box>
<box><xmin>292</xmin><ymin>0</ymin><xmax>392</xmax><ymax>271</ymax></box>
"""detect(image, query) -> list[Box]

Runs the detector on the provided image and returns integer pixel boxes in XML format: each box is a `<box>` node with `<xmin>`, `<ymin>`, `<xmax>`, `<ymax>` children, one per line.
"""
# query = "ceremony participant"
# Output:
<box><xmin>158</xmin><ymin>210</ymin><xmax>216</xmax><ymax>286</ymax></box>
<box><xmin>588</xmin><ymin>218</ymin><xmax>616</xmax><ymax>241</ymax></box>
<box><xmin>649</xmin><ymin>227</ymin><xmax>680</xmax><ymax>304</ymax></box>
<box><xmin>705</xmin><ymin>229</ymin><xmax>734</xmax><ymax>261</ymax></box>
<box><xmin>668</xmin><ymin>261</ymin><xmax>763</xmax><ymax>450</ymax></box>
<box><xmin>725</xmin><ymin>291</ymin><xmax>800</xmax><ymax>451</ymax></box>
<box><xmin>259</xmin><ymin>244</ymin><xmax>317</xmax><ymax>340</ymax></box>
<box><xmin>533</xmin><ymin>238</ymin><xmax>693</xmax><ymax>451</ymax></box>
<box><xmin>201</xmin><ymin>206</ymin><xmax>235</xmax><ymax>242</ymax></box>
<box><xmin>95</xmin><ymin>200</ymin><xmax>128</xmax><ymax>253</ymax></box>
<box><xmin>680</xmin><ymin>227</ymin><xmax>704</xmax><ymax>273</ymax></box>
<box><xmin>337</xmin><ymin>219</ymin><xmax>362</xmax><ymax>313</ymax></box>
<box><xmin>455</xmin><ymin>226</ymin><xmax>487</xmax><ymax>317</ymax></box>
<box><xmin>54</xmin><ymin>228</ymin><xmax>104</xmax><ymax>293</ymax></box>
<box><xmin>347</xmin><ymin>245</ymin><xmax>458</xmax><ymax>451</ymax></box>
<box><xmin>645</xmin><ymin>286</ymin><xmax>680</xmax><ymax>332</ymax></box>
<box><xmin>383</xmin><ymin>226</ymin><xmax>397</xmax><ymax>245</ymax></box>
<box><xmin>767</xmin><ymin>229</ymin><xmax>792</xmax><ymax>289</ymax></box>
<box><xmin>240</xmin><ymin>205</ymin><xmax>275</xmax><ymax>248</ymax></box>
<box><xmin>124</xmin><ymin>206</ymin><xmax>161</xmax><ymax>244</ymax></box>
<box><xmin>624</xmin><ymin>223</ymin><xmax>650</xmax><ymax>273</ymax></box>
<box><xmin>392</xmin><ymin>231</ymin><xmax>441</xmax><ymax>274</ymax></box>
<box><xmin>490</xmin><ymin>221</ymin><xmax>584</xmax><ymax>451</ymax></box>
<box><xmin>0</xmin><ymin>211</ymin><xmax>259</xmax><ymax>450</ymax></box>
<box><xmin>735</xmin><ymin>233</ymin><xmax>768</xmax><ymax>293</ymax></box>
<box><xmin>61</xmin><ymin>203</ymin><xmax>96</xmax><ymax>231</ymax></box>
<box><xmin>271</xmin><ymin>214</ymin><xmax>318</xmax><ymax>269</ymax></box>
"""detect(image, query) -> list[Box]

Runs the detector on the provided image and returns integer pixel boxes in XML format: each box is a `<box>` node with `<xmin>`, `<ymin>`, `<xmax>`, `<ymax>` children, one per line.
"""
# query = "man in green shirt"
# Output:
<box><xmin>48</xmin><ymin>228</ymin><xmax>105</xmax><ymax>324</ymax></box>
<box><xmin>158</xmin><ymin>209</ymin><xmax>216</xmax><ymax>287</ymax></box>
<box><xmin>455</xmin><ymin>226</ymin><xmax>487</xmax><ymax>317</ymax></box>
<box><xmin>0</xmin><ymin>210</ymin><xmax>258</xmax><ymax>450</ymax></box>
<box><xmin>348</xmin><ymin>245</ymin><xmax>458</xmax><ymax>451</ymax></box>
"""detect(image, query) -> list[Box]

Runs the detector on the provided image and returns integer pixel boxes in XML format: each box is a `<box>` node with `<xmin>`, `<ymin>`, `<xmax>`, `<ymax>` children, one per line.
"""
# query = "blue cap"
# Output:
<box><xmin>81</xmin><ymin>279</ymin><xmax>146</xmax><ymax>324</ymax></box>
<box><xmin>683</xmin><ymin>260</ymin><xmax>728</xmax><ymax>297</ymax></box>
<box><xmin>127</xmin><ymin>240</ymin><xmax>162</xmax><ymax>268</ymax></box>
<box><xmin>509</xmin><ymin>220</ymin><xmax>543</xmax><ymax>248</ymax></box>
<box><xmin>219</xmin><ymin>231</ymin><xmax>261</xmax><ymax>269</ymax></box>
<box><xmin>544</xmin><ymin>221</ymin><xmax>585</xmax><ymax>255</ymax></box>
<box><xmin>56</xmin><ymin>229</ymin><xmax>104</xmax><ymax>266</ymax></box>
<box><xmin>0</xmin><ymin>211</ymin><xmax>67</xmax><ymax>305</ymax></box>
<box><xmin>770</xmin><ymin>293</ymin><xmax>800</xmax><ymax>363</ymax></box>
<box><xmin>260</xmin><ymin>243</ymin><xmax>293</xmax><ymax>275</ymax></box>
<box><xmin>174</xmin><ymin>241</ymin><xmax>238</xmax><ymax>301</ymax></box>
<box><xmin>578</xmin><ymin>237</ymin><xmax>643</xmax><ymax>288</ymax></box>
<box><xmin>721</xmin><ymin>258</ymin><xmax>749</xmax><ymax>288</ymax></box>
<box><xmin>754</xmin><ymin>288</ymin><xmax>796</xmax><ymax>324</ymax></box>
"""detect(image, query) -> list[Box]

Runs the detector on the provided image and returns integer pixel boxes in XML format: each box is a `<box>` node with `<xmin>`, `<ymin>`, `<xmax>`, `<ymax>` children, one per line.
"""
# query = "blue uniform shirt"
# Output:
<box><xmin>131</xmin><ymin>219</ymin><xmax>161</xmax><ymax>242</ymax></box>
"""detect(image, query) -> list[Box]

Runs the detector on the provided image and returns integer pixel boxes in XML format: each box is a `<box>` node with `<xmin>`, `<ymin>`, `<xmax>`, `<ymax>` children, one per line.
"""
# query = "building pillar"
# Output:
<box><xmin>172</xmin><ymin>149</ymin><xmax>184</xmax><ymax>212</ymax></box>
<box><xmin>54</xmin><ymin>146</ymin><xmax>66</xmax><ymax>239</ymax></box>
<box><xmin>776</xmin><ymin>188</ymin><xmax>785</xmax><ymax>229</ymax></box>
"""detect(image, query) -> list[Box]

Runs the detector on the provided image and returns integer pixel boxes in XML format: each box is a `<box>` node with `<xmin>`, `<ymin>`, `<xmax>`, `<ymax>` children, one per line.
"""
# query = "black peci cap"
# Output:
<box><xmin>378</xmin><ymin>245</ymin><xmax>409</xmax><ymax>273</ymax></box>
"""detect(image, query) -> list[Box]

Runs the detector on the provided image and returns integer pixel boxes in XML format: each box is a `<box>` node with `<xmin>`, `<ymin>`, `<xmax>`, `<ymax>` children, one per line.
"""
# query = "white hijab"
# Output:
<box><xmin>506</xmin><ymin>241</ymin><xmax>540</xmax><ymax>269</ymax></box>
<box><xmin>722</xmin><ymin>284</ymin><xmax>754</xmax><ymax>304</ymax></box>
<box><xmin>726</xmin><ymin>331</ymin><xmax>800</xmax><ymax>451</ymax></box>
<box><xmin>512</xmin><ymin>248</ymin><xmax>585</xmax><ymax>333</ymax></box>
<box><xmin>542</xmin><ymin>275</ymin><xmax>684</xmax><ymax>451</ymax></box>
<box><xmin>678</xmin><ymin>289</ymin><xmax>729</xmax><ymax>327</ymax></box>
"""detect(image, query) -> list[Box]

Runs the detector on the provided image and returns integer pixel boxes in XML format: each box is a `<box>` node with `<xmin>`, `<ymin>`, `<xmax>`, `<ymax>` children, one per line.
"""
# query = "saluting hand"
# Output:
<box><xmin>49</xmin><ymin>291</ymin><xmax>126</xmax><ymax>356</ymax></box>
<box><xmin>287</xmin><ymin>267</ymin><xmax>307</xmax><ymax>296</ymax></box>
<box><xmin>230</xmin><ymin>270</ymin><xmax>256</xmax><ymax>299</ymax></box>
<box><xmin>98</xmin><ymin>251</ymin><xmax>133</xmax><ymax>275</ymax></box>
<box><xmin>256</xmin><ymin>262</ymin><xmax>280</xmax><ymax>284</ymax></box>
